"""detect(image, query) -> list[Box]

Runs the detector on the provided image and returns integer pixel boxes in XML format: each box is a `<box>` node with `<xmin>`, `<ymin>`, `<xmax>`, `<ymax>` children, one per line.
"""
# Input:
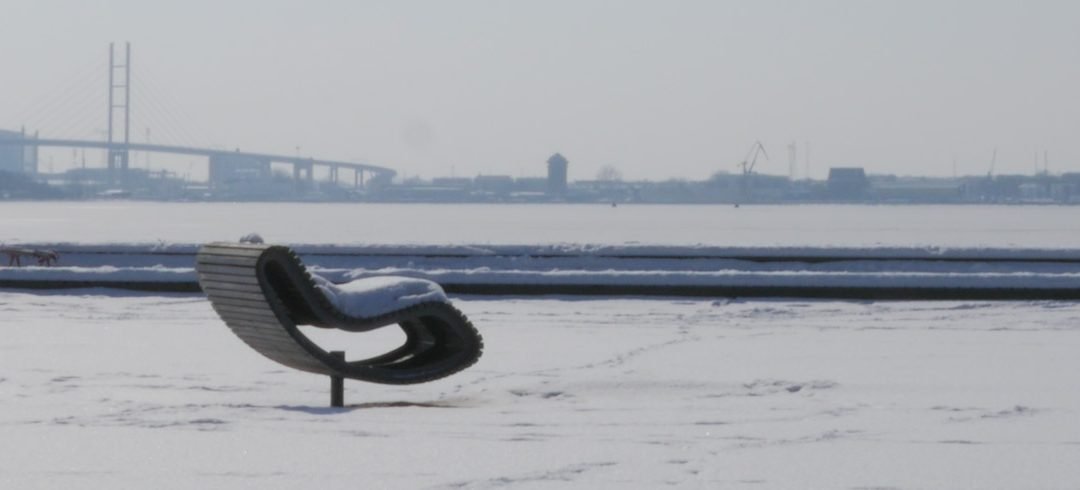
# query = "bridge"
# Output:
<box><xmin>1</xmin><ymin>43</ymin><xmax>397</xmax><ymax>193</ymax></box>
<box><xmin>0</xmin><ymin>137</ymin><xmax>396</xmax><ymax>187</ymax></box>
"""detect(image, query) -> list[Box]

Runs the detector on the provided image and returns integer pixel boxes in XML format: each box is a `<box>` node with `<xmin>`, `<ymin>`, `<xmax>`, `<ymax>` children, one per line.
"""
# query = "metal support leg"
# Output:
<box><xmin>330</xmin><ymin>351</ymin><xmax>345</xmax><ymax>407</ymax></box>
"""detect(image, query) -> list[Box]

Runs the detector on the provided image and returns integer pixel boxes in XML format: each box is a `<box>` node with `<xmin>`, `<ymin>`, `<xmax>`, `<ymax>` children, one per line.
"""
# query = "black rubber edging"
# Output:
<box><xmin>3</xmin><ymin>279</ymin><xmax>1080</xmax><ymax>300</ymax></box>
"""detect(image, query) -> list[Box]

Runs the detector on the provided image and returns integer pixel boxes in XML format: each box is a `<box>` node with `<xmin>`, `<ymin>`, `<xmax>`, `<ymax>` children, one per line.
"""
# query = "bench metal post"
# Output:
<box><xmin>330</xmin><ymin>351</ymin><xmax>345</xmax><ymax>407</ymax></box>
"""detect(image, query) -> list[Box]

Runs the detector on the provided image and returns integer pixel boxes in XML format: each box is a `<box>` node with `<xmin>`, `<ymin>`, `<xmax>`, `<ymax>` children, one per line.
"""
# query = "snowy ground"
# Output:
<box><xmin>2</xmin><ymin>290</ymin><xmax>1078</xmax><ymax>489</ymax></box>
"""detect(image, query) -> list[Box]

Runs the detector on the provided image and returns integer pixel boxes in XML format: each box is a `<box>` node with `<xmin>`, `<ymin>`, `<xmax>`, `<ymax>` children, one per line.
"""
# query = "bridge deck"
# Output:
<box><xmin>0</xmin><ymin>137</ymin><xmax>395</xmax><ymax>178</ymax></box>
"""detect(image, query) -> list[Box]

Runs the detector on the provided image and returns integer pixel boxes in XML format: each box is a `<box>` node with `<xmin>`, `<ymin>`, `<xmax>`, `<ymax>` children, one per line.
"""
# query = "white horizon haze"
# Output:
<box><xmin>2</xmin><ymin>0</ymin><xmax>1077</xmax><ymax>182</ymax></box>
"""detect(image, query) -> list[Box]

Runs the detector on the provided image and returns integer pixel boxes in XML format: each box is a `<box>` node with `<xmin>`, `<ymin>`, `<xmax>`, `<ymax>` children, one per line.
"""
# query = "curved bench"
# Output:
<box><xmin>195</xmin><ymin>242</ymin><xmax>483</xmax><ymax>403</ymax></box>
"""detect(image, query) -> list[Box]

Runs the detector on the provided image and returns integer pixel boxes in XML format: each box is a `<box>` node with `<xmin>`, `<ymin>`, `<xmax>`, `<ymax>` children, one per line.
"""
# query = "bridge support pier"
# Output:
<box><xmin>107</xmin><ymin>149</ymin><xmax>129</xmax><ymax>185</ymax></box>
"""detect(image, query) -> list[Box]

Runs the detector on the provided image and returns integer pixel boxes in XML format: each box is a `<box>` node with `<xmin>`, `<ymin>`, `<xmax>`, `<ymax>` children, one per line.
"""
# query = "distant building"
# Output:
<box><xmin>514</xmin><ymin>177</ymin><xmax>547</xmax><ymax>193</ymax></box>
<box><xmin>431</xmin><ymin>177</ymin><xmax>473</xmax><ymax>189</ymax></box>
<box><xmin>0</xmin><ymin>129</ymin><xmax>38</xmax><ymax>174</ymax></box>
<box><xmin>474</xmin><ymin>175</ymin><xmax>515</xmax><ymax>195</ymax></box>
<box><xmin>207</xmin><ymin>154</ymin><xmax>278</xmax><ymax>199</ymax></box>
<box><xmin>546</xmin><ymin>153</ymin><xmax>568</xmax><ymax>196</ymax></box>
<box><xmin>870</xmin><ymin>176</ymin><xmax>963</xmax><ymax>203</ymax></box>
<box><xmin>1018</xmin><ymin>181</ymin><xmax>1050</xmax><ymax>201</ymax></box>
<box><xmin>208</xmin><ymin>154</ymin><xmax>272</xmax><ymax>188</ymax></box>
<box><xmin>827</xmin><ymin>167</ymin><xmax>868</xmax><ymax>200</ymax></box>
<box><xmin>376</xmin><ymin>183</ymin><xmax>470</xmax><ymax>202</ymax></box>
<box><xmin>1057</xmin><ymin>173</ymin><xmax>1080</xmax><ymax>203</ymax></box>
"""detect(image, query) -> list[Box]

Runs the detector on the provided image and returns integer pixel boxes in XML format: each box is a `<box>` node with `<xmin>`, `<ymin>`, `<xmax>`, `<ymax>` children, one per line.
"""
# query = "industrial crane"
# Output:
<box><xmin>740</xmin><ymin>141</ymin><xmax>769</xmax><ymax>176</ymax></box>
<box><xmin>736</xmin><ymin>141</ymin><xmax>768</xmax><ymax>205</ymax></box>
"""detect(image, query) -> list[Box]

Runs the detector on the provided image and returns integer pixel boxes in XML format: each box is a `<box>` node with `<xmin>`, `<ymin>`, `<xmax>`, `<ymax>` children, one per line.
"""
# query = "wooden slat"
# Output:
<box><xmin>197</xmin><ymin>272</ymin><xmax>260</xmax><ymax>286</ymax></box>
<box><xmin>231</xmin><ymin>334</ymin><xmax>296</xmax><ymax>350</ymax></box>
<box><xmin>200</xmin><ymin>288</ymin><xmax>269</xmax><ymax>303</ymax></box>
<box><xmin>213</xmin><ymin>301</ymin><xmax>277</xmax><ymax>315</ymax></box>
<box><xmin>214</xmin><ymin>305</ymin><xmax>281</xmax><ymax>321</ymax></box>
<box><xmin>195</xmin><ymin>255</ymin><xmax>261</xmax><ymax>267</ymax></box>
<box><xmin>221</xmin><ymin>315</ymin><xmax>276</xmax><ymax>327</ymax></box>
<box><xmin>197</xmin><ymin>246</ymin><xmax>267</xmax><ymax>258</ymax></box>
<box><xmin>200</xmin><ymin>281</ymin><xmax>263</xmax><ymax>295</ymax></box>
<box><xmin>228</xmin><ymin>323</ymin><xmax>293</xmax><ymax>340</ymax></box>
<box><xmin>201</xmin><ymin>282</ymin><xmax>264</xmax><ymax>295</ymax></box>
<box><xmin>233</xmin><ymin>333</ymin><xmax>306</xmax><ymax>350</ymax></box>
<box><xmin>194</xmin><ymin>264</ymin><xmax>258</xmax><ymax>277</ymax></box>
<box><xmin>226</xmin><ymin>319</ymin><xmax>289</xmax><ymax>334</ymax></box>
<box><xmin>215</xmin><ymin>308</ymin><xmax>282</xmax><ymax>324</ymax></box>
<box><xmin>209</xmin><ymin>296</ymin><xmax>275</xmax><ymax>311</ymax></box>
<box><xmin>236</xmin><ymin>337</ymin><xmax>299</xmax><ymax>352</ymax></box>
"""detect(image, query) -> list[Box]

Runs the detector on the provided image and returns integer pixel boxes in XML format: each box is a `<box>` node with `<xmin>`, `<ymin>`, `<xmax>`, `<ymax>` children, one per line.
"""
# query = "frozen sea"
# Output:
<box><xmin>2</xmin><ymin>202</ymin><xmax>1080</xmax><ymax>488</ymax></box>
<box><xmin>3</xmin><ymin>201</ymin><xmax>1080</xmax><ymax>247</ymax></box>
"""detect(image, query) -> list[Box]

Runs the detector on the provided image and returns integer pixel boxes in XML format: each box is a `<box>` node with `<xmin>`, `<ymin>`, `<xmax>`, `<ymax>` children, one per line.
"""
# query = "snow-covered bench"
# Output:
<box><xmin>195</xmin><ymin>242</ymin><xmax>483</xmax><ymax>405</ymax></box>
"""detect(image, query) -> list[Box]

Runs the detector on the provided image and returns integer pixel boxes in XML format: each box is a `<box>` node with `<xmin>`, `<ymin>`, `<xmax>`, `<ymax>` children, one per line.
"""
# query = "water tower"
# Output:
<box><xmin>546</xmin><ymin>153</ymin><xmax>568</xmax><ymax>196</ymax></box>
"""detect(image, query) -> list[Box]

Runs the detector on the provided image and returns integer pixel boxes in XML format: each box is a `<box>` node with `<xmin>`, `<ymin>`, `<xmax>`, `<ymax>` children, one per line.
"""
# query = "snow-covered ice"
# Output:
<box><xmin>1</xmin><ymin>290</ymin><xmax>1078</xmax><ymax>489</ymax></box>
<box><xmin>4</xmin><ymin>202</ymin><xmax>1080</xmax><ymax>247</ymax></box>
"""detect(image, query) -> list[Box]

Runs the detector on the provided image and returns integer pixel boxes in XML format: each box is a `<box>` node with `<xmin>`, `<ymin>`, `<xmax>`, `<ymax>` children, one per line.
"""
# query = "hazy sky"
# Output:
<box><xmin>2</xmin><ymin>1</ymin><xmax>1078</xmax><ymax>181</ymax></box>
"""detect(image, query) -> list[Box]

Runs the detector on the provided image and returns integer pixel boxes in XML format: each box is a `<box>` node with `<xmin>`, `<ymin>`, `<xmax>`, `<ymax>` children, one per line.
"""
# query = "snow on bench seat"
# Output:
<box><xmin>311</xmin><ymin>273</ymin><xmax>449</xmax><ymax>319</ymax></box>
